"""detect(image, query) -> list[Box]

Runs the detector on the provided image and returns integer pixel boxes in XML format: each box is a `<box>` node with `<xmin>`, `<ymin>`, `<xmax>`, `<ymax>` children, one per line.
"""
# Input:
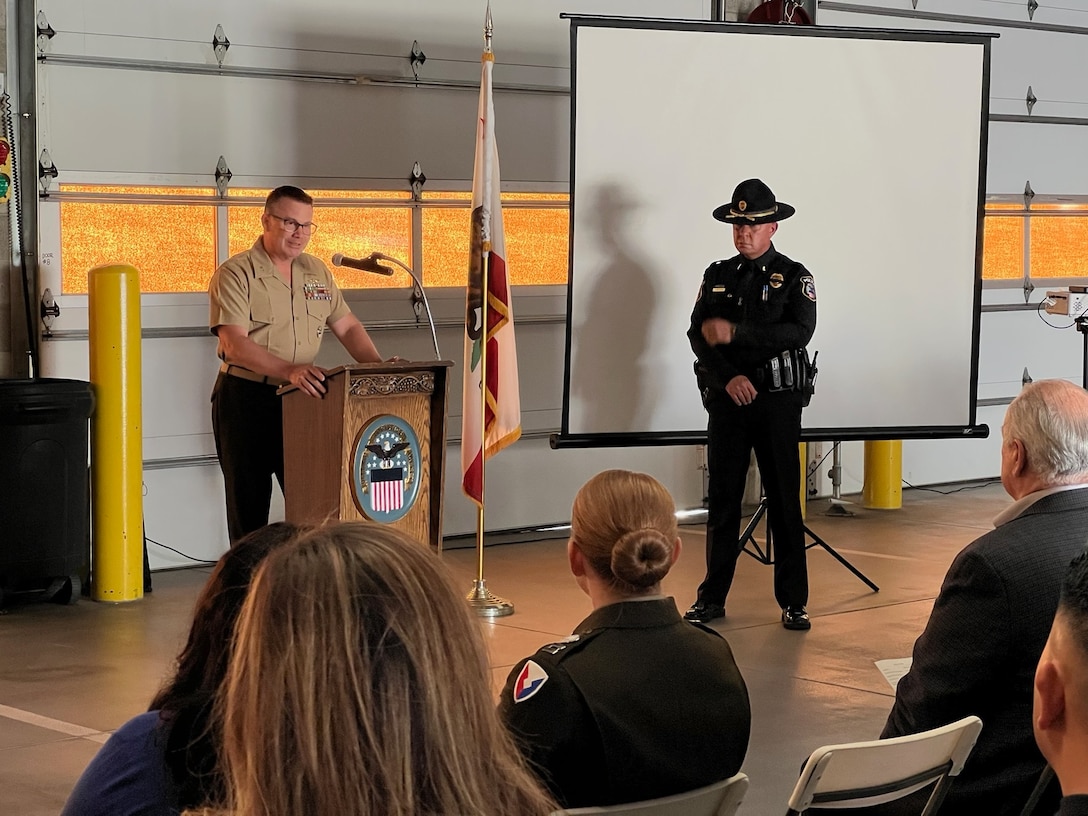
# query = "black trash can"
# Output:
<box><xmin>0</xmin><ymin>378</ymin><xmax>95</xmax><ymax>606</ymax></box>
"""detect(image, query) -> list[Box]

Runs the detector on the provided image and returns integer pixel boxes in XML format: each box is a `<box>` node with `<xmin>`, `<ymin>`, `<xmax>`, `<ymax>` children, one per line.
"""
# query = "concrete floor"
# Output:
<box><xmin>0</xmin><ymin>482</ymin><xmax>1009</xmax><ymax>814</ymax></box>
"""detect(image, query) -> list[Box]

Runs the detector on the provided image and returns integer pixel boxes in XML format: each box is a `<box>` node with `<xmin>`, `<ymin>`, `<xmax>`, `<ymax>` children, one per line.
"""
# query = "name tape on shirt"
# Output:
<box><xmin>512</xmin><ymin>659</ymin><xmax>549</xmax><ymax>704</ymax></box>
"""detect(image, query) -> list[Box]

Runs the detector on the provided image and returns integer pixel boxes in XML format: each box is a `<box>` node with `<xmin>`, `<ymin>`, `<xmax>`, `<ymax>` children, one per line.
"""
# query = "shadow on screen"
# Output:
<box><xmin>572</xmin><ymin>182</ymin><xmax>661</xmax><ymax>433</ymax></box>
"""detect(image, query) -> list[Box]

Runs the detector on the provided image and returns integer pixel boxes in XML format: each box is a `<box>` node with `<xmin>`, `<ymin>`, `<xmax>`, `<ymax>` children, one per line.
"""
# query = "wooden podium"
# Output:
<box><xmin>280</xmin><ymin>361</ymin><xmax>452</xmax><ymax>549</ymax></box>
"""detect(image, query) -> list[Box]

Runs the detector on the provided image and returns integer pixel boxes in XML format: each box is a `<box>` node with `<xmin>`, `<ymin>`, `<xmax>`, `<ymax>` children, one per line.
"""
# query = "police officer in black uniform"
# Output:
<box><xmin>684</xmin><ymin>178</ymin><xmax>817</xmax><ymax>630</ymax></box>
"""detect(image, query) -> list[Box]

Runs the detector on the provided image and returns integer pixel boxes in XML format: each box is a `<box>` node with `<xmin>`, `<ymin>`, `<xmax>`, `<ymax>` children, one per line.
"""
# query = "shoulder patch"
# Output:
<box><xmin>800</xmin><ymin>275</ymin><xmax>816</xmax><ymax>302</ymax></box>
<box><xmin>512</xmin><ymin>660</ymin><xmax>549</xmax><ymax>704</ymax></box>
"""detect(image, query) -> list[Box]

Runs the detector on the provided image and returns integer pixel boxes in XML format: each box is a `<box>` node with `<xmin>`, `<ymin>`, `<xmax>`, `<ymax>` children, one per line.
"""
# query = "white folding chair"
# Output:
<box><xmin>556</xmin><ymin>772</ymin><xmax>749</xmax><ymax>816</ymax></box>
<box><xmin>785</xmin><ymin>715</ymin><xmax>982</xmax><ymax>815</ymax></box>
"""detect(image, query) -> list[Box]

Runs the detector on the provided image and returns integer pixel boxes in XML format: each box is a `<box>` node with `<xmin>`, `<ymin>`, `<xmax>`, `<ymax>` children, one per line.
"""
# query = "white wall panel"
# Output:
<box><xmin>976</xmin><ymin>306</ymin><xmax>1085</xmax><ymax>393</ymax></box>
<box><xmin>817</xmin><ymin>10</ymin><xmax>1088</xmax><ymax>116</ymax></box>
<box><xmin>986</xmin><ymin>31</ymin><xmax>1088</xmax><ymax>120</ymax></box>
<box><xmin>41</xmin><ymin>0</ymin><xmax>707</xmax><ymax>68</ymax></box>
<box><xmin>41</xmin><ymin>65</ymin><xmax>570</xmax><ymax>186</ymax></box>
<box><xmin>817</xmin><ymin>9</ymin><xmax>1088</xmax><ymax>114</ymax></box>
<box><xmin>819</xmin><ymin>0</ymin><xmax>1088</xmax><ymax>27</ymax></box>
<box><xmin>987</xmin><ymin>122</ymin><xmax>1088</xmax><ymax>194</ymax></box>
<box><xmin>143</xmin><ymin>465</ymin><xmax>232</xmax><ymax>568</ymax></box>
<box><xmin>138</xmin><ymin>336</ymin><xmax>219</xmax><ymax>461</ymax></box>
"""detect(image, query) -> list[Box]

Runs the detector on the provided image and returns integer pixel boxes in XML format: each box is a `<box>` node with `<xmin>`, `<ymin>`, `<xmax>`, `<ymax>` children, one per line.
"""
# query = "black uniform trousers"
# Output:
<box><xmin>699</xmin><ymin>388</ymin><xmax>808</xmax><ymax>610</ymax></box>
<box><xmin>210</xmin><ymin>373</ymin><xmax>284</xmax><ymax>543</ymax></box>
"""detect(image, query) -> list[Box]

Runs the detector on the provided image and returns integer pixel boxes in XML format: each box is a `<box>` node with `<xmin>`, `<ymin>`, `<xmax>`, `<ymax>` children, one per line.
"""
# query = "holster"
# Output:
<box><xmin>694</xmin><ymin>360</ymin><xmax>713</xmax><ymax>409</ymax></box>
<box><xmin>798</xmin><ymin>348</ymin><xmax>818</xmax><ymax>407</ymax></box>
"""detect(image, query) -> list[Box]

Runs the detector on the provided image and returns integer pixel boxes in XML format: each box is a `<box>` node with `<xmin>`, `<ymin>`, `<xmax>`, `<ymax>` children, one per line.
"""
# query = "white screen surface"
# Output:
<box><xmin>562</xmin><ymin>19</ymin><xmax>989</xmax><ymax>442</ymax></box>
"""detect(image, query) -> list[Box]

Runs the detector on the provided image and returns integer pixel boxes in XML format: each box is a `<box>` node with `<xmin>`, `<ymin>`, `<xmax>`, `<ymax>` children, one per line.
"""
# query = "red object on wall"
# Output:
<box><xmin>0</xmin><ymin>138</ymin><xmax>10</xmax><ymax>201</ymax></box>
<box><xmin>746</xmin><ymin>1</ymin><xmax>814</xmax><ymax>24</ymax></box>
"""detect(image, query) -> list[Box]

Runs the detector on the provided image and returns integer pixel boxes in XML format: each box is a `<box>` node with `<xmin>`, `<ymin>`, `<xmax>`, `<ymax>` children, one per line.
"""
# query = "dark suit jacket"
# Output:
<box><xmin>882</xmin><ymin>488</ymin><xmax>1088</xmax><ymax>815</ymax></box>
<box><xmin>1060</xmin><ymin>795</ymin><xmax>1088</xmax><ymax>815</ymax></box>
<box><xmin>498</xmin><ymin>598</ymin><xmax>751</xmax><ymax>809</ymax></box>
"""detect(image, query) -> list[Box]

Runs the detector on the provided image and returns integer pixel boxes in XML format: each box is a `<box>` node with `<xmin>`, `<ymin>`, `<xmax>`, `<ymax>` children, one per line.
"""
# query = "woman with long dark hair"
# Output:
<box><xmin>62</xmin><ymin>523</ymin><xmax>299</xmax><ymax>815</ymax></box>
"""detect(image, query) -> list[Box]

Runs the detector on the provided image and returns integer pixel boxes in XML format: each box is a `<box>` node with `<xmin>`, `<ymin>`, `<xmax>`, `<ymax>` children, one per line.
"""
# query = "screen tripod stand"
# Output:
<box><xmin>738</xmin><ymin>495</ymin><xmax>879</xmax><ymax>592</ymax></box>
<box><xmin>1078</xmin><ymin>316</ymin><xmax>1088</xmax><ymax>389</ymax></box>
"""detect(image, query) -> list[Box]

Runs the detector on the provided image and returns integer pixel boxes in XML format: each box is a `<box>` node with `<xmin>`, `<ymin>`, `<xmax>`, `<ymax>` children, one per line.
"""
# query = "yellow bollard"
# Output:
<box><xmin>89</xmin><ymin>264</ymin><xmax>144</xmax><ymax>601</ymax></box>
<box><xmin>863</xmin><ymin>440</ymin><xmax>902</xmax><ymax>509</ymax></box>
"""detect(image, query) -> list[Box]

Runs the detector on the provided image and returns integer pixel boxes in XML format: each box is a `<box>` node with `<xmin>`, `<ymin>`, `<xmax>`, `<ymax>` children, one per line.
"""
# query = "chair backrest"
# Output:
<box><xmin>785</xmin><ymin>715</ymin><xmax>982</xmax><ymax>815</ymax></box>
<box><xmin>1018</xmin><ymin>764</ymin><xmax>1057</xmax><ymax>816</ymax></box>
<box><xmin>556</xmin><ymin>772</ymin><xmax>749</xmax><ymax>816</ymax></box>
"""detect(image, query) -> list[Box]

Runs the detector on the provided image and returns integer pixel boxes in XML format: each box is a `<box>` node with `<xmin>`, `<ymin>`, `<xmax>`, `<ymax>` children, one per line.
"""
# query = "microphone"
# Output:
<box><xmin>334</xmin><ymin>251</ymin><xmax>442</xmax><ymax>360</ymax></box>
<box><xmin>331</xmin><ymin>252</ymin><xmax>394</xmax><ymax>276</ymax></box>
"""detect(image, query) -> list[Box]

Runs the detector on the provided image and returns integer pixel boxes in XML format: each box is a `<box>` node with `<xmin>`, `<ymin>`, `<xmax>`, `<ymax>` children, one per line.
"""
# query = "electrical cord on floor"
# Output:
<box><xmin>145</xmin><ymin>536</ymin><xmax>217</xmax><ymax>565</ymax></box>
<box><xmin>902</xmin><ymin>477</ymin><xmax>1001</xmax><ymax>495</ymax></box>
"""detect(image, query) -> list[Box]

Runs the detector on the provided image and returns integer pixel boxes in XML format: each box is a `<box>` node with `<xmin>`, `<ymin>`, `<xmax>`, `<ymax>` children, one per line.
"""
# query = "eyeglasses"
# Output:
<box><xmin>267</xmin><ymin>213</ymin><xmax>318</xmax><ymax>235</ymax></box>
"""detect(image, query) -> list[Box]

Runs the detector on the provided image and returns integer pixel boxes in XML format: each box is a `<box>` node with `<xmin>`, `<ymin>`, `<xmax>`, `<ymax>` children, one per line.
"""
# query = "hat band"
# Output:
<box><xmin>729</xmin><ymin>205</ymin><xmax>777</xmax><ymax>220</ymax></box>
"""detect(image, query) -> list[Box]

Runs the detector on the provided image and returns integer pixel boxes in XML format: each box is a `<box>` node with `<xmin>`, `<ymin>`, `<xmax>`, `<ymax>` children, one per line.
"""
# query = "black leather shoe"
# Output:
<box><xmin>684</xmin><ymin>600</ymin><xmax>725</xmax><ymax>624</ymax></box>
<box><xmin>782</xmin><ymin>606</ymin><xmax>811</xmax><ymax>630</ymax></box>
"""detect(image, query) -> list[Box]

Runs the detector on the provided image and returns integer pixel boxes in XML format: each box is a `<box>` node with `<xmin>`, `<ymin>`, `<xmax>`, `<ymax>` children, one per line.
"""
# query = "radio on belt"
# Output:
<box><xmin>1045</xmin><ymin>286</ymin><xmax>1088</xmax><ymax>316</ymax></box>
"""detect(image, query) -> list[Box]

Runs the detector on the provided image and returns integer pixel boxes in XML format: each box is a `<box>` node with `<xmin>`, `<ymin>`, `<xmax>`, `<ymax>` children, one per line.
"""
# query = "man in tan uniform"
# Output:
<box><xmin>209</xmin><ymin>185</ymin><xmax>383</xmax><ymax>542</ymax></box>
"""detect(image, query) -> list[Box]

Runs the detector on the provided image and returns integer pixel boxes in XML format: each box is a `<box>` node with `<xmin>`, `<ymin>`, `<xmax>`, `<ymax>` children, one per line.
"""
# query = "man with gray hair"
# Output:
<box><xmin>879</xmin><ymin>379</ymin><xmax>1088</xmax><ymax>814</ymax></box>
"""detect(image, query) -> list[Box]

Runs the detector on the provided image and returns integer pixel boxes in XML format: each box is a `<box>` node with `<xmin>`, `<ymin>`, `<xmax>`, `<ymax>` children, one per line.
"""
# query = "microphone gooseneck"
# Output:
<box><xmin>329</xmin><ymin>252</ymin><xmax>442</xmax><ymax>360</ymax></box>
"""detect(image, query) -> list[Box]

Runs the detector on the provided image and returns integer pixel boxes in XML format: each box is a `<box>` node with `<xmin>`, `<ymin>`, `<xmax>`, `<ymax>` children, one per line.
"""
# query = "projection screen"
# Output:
<box><xmin>558</xmin><ymin>17</ymin><xmax>992</xmax><ymax>446</ymax></box>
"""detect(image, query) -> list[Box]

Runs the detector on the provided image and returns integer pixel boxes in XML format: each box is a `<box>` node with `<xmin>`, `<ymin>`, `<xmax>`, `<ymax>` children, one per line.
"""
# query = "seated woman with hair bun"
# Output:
<box><xmin>499</xmin><ymin>469</ymin><xmax>751</xmax><ymax>809</ymax></box>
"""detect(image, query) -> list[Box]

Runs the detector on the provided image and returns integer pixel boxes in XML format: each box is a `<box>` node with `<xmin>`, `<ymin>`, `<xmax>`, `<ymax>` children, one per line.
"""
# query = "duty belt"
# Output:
<box><xmin>221</xmin><ymin>364</ymin><xmax>285</xmax><ymax>386</ymax></box>
<box><xmin>759</xmin><ymin>348</ymin><xmax>817</xmax><ymax>405</ymax></box>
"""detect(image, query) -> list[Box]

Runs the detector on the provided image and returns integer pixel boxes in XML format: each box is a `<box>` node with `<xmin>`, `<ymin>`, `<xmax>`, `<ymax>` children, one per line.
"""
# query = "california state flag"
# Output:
<box><xmin>462</xmin><ymin>35</ymin><xmax>521</xmax><ymax>506</ymax></box>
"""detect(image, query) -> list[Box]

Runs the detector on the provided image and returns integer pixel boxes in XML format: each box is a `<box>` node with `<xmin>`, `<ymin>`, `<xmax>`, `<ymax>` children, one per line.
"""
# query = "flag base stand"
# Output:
<box><xmin>466</xmin><ymin>579</ymin><xmax>515</xmax><ymax>618</ymax></box>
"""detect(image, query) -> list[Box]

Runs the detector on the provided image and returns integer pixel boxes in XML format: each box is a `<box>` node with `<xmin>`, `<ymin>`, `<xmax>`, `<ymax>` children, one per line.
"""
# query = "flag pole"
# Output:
<box><xmin>466</xmin><ymin>4</ymin><xmax>513</xmax><ymax>618</ymax></box>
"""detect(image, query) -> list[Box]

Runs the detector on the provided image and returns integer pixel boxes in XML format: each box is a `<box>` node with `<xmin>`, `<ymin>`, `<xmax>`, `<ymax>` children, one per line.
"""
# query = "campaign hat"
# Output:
<box><xmin>712</xmin><ymin>178</ymin><xmax>795</xmax><ymax>224</ymax></box>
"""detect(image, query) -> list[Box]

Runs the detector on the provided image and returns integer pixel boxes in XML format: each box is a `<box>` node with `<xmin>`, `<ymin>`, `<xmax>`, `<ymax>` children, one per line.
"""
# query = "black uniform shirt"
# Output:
<box><xmin>498</xmin><ymin>597</ymin><xmax>751</xmax><ymax>809</ymax></box>
<box><xmin>688</xmin><ymin>244</ymin><xmax>816</xmax><ymax>392</ymax></box>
